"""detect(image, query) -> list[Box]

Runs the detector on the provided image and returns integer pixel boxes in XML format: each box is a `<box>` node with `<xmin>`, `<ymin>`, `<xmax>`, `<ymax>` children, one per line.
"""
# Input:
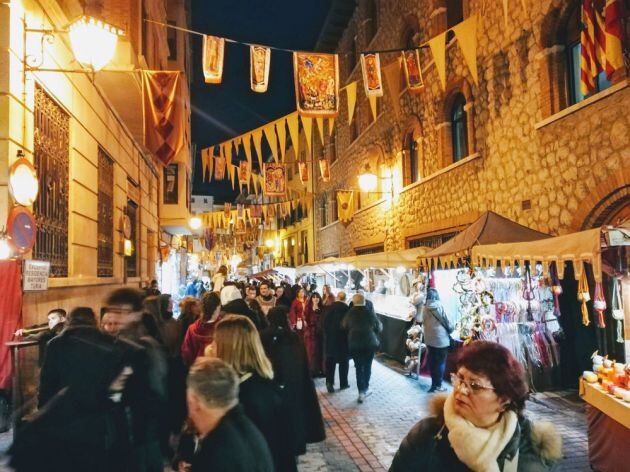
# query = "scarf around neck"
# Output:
<box><xmin>443</xmin><ymin>393</ymin><xmax>518</xmax><ymax>472</ymax></box>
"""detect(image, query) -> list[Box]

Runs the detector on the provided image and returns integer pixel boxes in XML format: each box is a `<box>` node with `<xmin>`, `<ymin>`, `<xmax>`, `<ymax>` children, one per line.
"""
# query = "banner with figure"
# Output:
<box><xmin>263</xmin><ymin>162</ymin><xmax>286</xmax><ymax>196</ymax></box>
<box><xmin>203</xmin><ymin>35</ymin><xmax>225</xmax><ymax>83</ymax></box>
<box><xmin>401</xmin><ymin>49</ymin><xmax>424</xmax><ymax>94</ymax></box>
<box><xmin>337</xmin><ymin>191</ymin><xmax>354</xmax><ymax>223</ymax></box>
<box><xmin>293</xmin><ymin>52</ymin><xmax>340</xmax><ymax>118</ymax></box>
<box><xmin>238</xmin><ymin>160</ymin><xmax>250</xmax><ymax>186</ymax></box>
<box><xmin>142</xmin><ymin>71</ymin><xmax>184</xmax><ymax>165</ymax></box>
<box><xmin>360</xmin><ymin>53</ymin><xmax>384</xmax><ymax>97</ymax></box>
<box><xmin>250</xmin><ymin>45</ymin><xmax>271</xmax><ymax>93</ymax></box>
<box><xmin>318</xmin><ymin>158</ymin><xmax>331</xmax><ymax>182</ymax></box>
<box><xmin>298</xmin><ymin>162</ymin><xmax>309</xmax><ymax>184</ymax></box>
<box><xmin>214</xmin><ymin>155</ymin><xmax>226</xmax><ymax>180</ymax></box>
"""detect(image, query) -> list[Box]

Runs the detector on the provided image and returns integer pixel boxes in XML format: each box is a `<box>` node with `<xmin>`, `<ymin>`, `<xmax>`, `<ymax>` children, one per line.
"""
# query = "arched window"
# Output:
<box><xmin>403</xmin><ymin>132</ymin><xmax>419</xmax><ymax>185</ymax></box>
<box><xmin>451</xmin><ymin>93</ymin><xmax>468</xmax><ymax>162</ymax></box>
<box><xmin>366</xmin><ymin>0</ymin><xmax>378</xmax><ymax>42</ymax></box>
<box><xmin>565</xmin><ymin>5</ymin><xmax>611</xmax><ymax>105</ymax></box>
<box><xmin>446</xmin><ymin>0</ymin><xmax>464</xmax><ymax>29</ymax></box>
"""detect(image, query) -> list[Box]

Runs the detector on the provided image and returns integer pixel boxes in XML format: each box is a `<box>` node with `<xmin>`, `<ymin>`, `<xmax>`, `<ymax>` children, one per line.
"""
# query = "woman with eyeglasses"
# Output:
<box><xmin>390</xmin><ymin>341</ymin><xmax>562</xmax><ymax>471</ymax></box>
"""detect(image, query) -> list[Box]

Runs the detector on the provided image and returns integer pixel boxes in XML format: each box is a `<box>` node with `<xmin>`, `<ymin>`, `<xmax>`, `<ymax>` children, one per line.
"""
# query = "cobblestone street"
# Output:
<box><xmin>298</xmin><ymin>356</ymin><xmax>590</xmax><ymax>472</ymax></box>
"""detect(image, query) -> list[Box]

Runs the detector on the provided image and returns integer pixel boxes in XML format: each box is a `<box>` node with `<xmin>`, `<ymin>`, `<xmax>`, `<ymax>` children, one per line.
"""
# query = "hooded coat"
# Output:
<box><xmin>389</xmin><ymin>394</ymin><xmax>563</xmax><ymax>472</ymax></box>
<box><xmin>181</xmin><ymin>318</ymin><xmax>221</xmax><ymax>367</ymax></box>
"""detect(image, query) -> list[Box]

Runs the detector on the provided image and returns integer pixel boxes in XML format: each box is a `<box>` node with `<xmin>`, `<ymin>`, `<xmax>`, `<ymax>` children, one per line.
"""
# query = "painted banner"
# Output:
<box><xmin>203</xmin><ymin>35</ymin><xmax>225</xmax><ymax>84</ymax></box>
<box><xmin>224</xmin><ymin>202</ymin><xmax>232</xmax><ymax>218</ymax></box>
<box><xmin>250</xmin><ymin>45</ymin><xmax>271</xmax><ymax>93</ymax></box>
<box><xmin>318</xmin><ymin>158</ymin><xmax>331</xmax><ymax>182</ymax></box>
<box><xmin>360</xmin><ymin>53</ymin><xmax>384</xmax><ymax>97</ymax></box>
<box><xmin>214</xmin><ymin>155</ymin><xmax>226</xmax><ymax>180</ymax></box>
<box><xmin>238</xmin><ymin>160</ymin><xmax>250</xmax><ymax>185</ymax></box>
<box><xmin>142</xmin><ymin>71</ymin><xmax>184</xmax><ymax>165</ymax></box>
<box><xmin>263</xmin><ymin>162</ymin><xmax>287</xmax><ymax>196</ymax></box>
<box><xmin>298</xmin><ymin>161</ymin><xmax>309</xmax><ymax>184</ymax></box>
<box><xmin>293</xmin><ymin>52</ymin><xmax>340</xmax><ymax>118</ymax></box>
<box><xmin>401</xmin><ymin>49</ymin><xmax>424</xmax><ymax>94</ymax></box>
<box><xmin>337</xmin><ymin>191</ymin><xmax>354</xmax><ymax>223</ymax></box>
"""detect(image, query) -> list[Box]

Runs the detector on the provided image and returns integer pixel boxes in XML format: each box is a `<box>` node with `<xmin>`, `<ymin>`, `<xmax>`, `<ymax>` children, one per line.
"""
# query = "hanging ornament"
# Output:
<box><xmin>593</xmin><ymin>281</ymin><xmax>607</xmax><ymax>328</ymax></box>
<box><xmin>611</xmin><ymin>278</ymin><xmax>624</xmax><ymax>343</ymax></box>
<box><xmin>577</xmin><ymin>267</ymin><xmax>590</xmax><ymax>326</ymax></box>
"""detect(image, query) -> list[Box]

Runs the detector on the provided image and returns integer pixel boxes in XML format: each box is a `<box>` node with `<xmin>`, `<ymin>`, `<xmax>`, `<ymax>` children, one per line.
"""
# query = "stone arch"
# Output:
<box><xmin>399</xmin><ymin>13</ymin><xmax>421</xmax><ymax>48</ymax></box>
<box><xmin>570</xmin><ymin>166</ymin><xmax>630</xmax><ymax>231</ymax></box>
<box><xmin>440</xmin><ymin>78</ymin><xmax>475</xmax><ymax>167</ymax></box>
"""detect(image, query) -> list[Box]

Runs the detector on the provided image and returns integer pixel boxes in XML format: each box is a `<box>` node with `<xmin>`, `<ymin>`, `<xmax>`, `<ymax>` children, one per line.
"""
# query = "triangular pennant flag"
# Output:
<box><xmin>328</xmin><ymin>117</ymin><xmax>335</xmax><ymax>136</ymax></box>
<box><xmin>201</xmin><ymin>151</ymin><xmax>208</xmax><ymax>181</ymax></box>
<box><xmin>207</xmin><ymin>151</ymin><xmax>214</xmax><ymax>182</ymax></box>
<box><xmin>315</xmin><ymin>117</ymin><xmax>325</xmax><ymax>146</ymax></box>
<box><xmin>301</xmin><ymin>116</ymin><xmax>313</xmax><ymax>154</ymax></box>
<box><xmin>263</xmin><ymin>123</ymin><xmax>278</xmax><ymax>163</ymax></box>
<box><xmin>345</xmin><ymin>81</ymin><xmax>357</xmax><ymax>125</ymax></box>
<box><xmin>428</xmin><ymin>31</ymin><xmax>447</xmax><ymax>91</ymax></box>
<box><xmin>383</xmin><ymin>59</ymin><xmax>402</xmax><ymax>118</ymax></box>
<box><xmin>452</xmin><ymin>15</ymin><xmax>478</xmax><ymax>84</ymax></box>
<box><xmin>286</xmin><ymin>113</ymin><xmax>300</xmax><ymax>158</ymax></box>
<box><xmin>252</xmin><ymin>129</ymin><xmax>263</xmax><ymax>170</ymax></box>
<box><xmin>242</xmin><ymin>134</ymin><xmax>253</xmax><ymax>169</ymax></box>
<box><xmin>275</xmin><ymin>119</ymin><xmax>287</xmax><ymax>162</ymax></box>
<box><xmin>253</xmin><ymin>174</ymin><xmax>259</xmax><ymax>195</ymax></box>
<box><xmin>262</xmin><ymin>204</ymin><xmax>268</xmax><ymax>220</ymax></box>
<box><xmin>368</xmin><ymin>95</ymin><xmax>377</xmax><ymax>121</ymax></box>
<box><xmin>230</xmin><ymin>166</ymin><xmax>236</xmax><ymax>189</ymax></box>
<box><xmin>225</xmin><ymin>140</ymin><xmax>233</xmax><ymax>164</ymax></box>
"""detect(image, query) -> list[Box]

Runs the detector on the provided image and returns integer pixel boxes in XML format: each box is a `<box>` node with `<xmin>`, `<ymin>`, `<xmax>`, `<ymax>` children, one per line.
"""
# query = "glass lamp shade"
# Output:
<box><xmin>9</xmin><ymin>157</ymin><xmax>38</xmax><ymax>206</ymax></box>
<box><xmin>68</xmin><ymin>16</ymin><xmax>123</xmax><ymax>71</ymax></box>
<box><xmin>358</xmin><ymin>172</ymin><xmax>378</xmax><ymax>192</ymax></box>
<box><xmin>189</xmin><ymin>217</ymin><xmax>202</xmax><ymax>230</ymax></box>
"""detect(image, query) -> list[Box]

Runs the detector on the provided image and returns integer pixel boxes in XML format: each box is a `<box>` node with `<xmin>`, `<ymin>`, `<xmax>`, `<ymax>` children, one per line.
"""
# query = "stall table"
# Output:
<box><xmin>579</xmin><ymin>379</ymin><xmax>630</xmax><ymax>472</ymax></box>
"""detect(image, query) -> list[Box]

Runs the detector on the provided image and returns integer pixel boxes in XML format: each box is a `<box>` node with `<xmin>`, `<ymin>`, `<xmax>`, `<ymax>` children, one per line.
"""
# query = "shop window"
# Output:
<box><xmin>446</xmin><ymin>0</ymin><xmax>464</xmax><ymax>29</ymax></box>
<box><xmin>125</xmin><ymin>200</ymin><xmax>139</xmax><ymax>279</ymax></box>
<box><xmin>451</xmin><ymin>93</ymin><xmax>468</xmax><ymax>162</ymax></box>
<box><xmin>33</xmin><ymin>84</ymin><xmax>69</xmax><ymax>278</ymax></box>
<box><xmin>565</xmin><ymin>6</ymin><xmax>612</xmax><ymax>106</ymax></box>
<box><xmin>97</xmin><ymin>148</ymin><xmax>114</xmax><ymax>278</ymax></box>
<box><xmin>167</xmin><ymin>20</ymin><xmax>177</xmax><ymax>60</ymax></box>
<box><xmin>366</xmin><ymin>0</ymin><xmax>378</xmax><ymax>43</ymax></box>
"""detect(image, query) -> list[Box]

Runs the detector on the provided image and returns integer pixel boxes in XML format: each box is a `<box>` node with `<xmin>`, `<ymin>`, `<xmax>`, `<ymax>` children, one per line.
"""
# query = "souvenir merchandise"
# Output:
<box><xmin>250</xmin><ymin>45</ymin><xmax>271</xmax><ymax>93</ymax></box>
<box><xmin>293</xmin><ymin>52</ymin><xmax>340</xmax><ymax>118</ymax></box>
<box><xmin>203</xmin><ymin>35</ymin><xmax>225</xmax><ymax>83</ymax></box>
<box><xmin>360</xmin><ymin>53</ymin><xmax>384</xmax><ymax>97</ymax></box>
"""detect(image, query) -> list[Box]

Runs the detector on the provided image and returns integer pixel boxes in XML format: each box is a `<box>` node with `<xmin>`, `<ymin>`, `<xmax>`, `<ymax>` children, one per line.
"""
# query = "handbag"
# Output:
<box><xmin>430</xmin><ymin>308</ymin><xmax>457</xmax><ymax>351</ymax></box>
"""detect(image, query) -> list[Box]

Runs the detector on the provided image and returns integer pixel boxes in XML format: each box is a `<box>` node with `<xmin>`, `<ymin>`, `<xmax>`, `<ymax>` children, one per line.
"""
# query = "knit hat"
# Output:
<box><xmin>220</xmin><ymin>285</ymin><xmax>242</xmax><ymax>306</ymax></box>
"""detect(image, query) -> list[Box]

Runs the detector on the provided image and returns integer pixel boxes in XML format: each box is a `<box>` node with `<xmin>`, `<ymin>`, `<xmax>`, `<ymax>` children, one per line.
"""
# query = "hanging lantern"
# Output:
<box><xmin>9</xmin><ymin>151</ymin><xmax>38</xmax><ymax>206</ymax></box>
<box><xmin>68</xmin><ymin>16</ymin><xmax>124</xmax><ymax>71</ymax></box>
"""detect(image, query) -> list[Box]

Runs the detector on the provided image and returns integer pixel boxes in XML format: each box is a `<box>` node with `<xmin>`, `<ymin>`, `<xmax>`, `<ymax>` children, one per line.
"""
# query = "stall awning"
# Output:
<box><xmin>297</xmin><ymin>247</ymin><xmax>430</xmax><ymax>274</ymax></box>
<box><xmin>419</xmin><ymin>211</ymin><xmax>549</xmax><ymax>268</ymax></box>
<box><xmin>471</xmin><ymin>227</ymin><xmax>605</xmax><ymax>281</ymax></box>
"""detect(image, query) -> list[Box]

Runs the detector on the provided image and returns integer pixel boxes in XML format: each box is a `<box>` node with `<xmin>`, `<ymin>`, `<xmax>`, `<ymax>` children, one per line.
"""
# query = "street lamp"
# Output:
<box><xmin>265</xmin><ymin>239</ymin><xmax>275</xmax><ymax>248</ymax></box>
<box><xmin>358</xmin><ymin>168</ymin><xmax>378</xmax><ymax>193</ymax></box>
<box><xmin>9</xmin><ymin>151</ymin><xmax>38</xmax><ymax>206</ymax></box>
<box><xmin>189</xmin><ymin>216</ymin><xmax>202</xmax><ymax>231</ymax></box>
<box><xmin>68</xmin><ymin>16</ymin><xmax>124</xmax><ymax>71</ymax></box>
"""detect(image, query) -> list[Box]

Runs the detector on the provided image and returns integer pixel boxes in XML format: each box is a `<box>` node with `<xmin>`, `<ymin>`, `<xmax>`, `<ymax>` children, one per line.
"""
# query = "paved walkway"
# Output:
<box><xmin>298</xmin><ymin>356</ymin><xmax>590</xmax><ymax>471</ymax></box>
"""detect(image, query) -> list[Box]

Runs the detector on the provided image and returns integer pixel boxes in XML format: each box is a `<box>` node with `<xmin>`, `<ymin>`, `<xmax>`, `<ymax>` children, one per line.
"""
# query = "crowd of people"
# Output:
<box><xmin>7</xmin><ymin>269</ymin><xmax>564</xmax><ymax>471</ymax></box>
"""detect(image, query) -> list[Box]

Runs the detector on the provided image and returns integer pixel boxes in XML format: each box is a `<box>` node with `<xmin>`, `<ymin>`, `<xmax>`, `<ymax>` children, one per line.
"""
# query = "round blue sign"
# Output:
<box><xmin>7</xmin><ymin>206</ymin><xmax>37</xmax><ymax>254</ymax></box>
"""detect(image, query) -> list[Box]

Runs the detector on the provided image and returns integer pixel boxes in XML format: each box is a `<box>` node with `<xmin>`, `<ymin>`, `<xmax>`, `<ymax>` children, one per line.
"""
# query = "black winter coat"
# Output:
<box><xmin>322</xmin><ymin>301</ymin><xmax>349</xmax><ymax>359</ymax></box>
<box><xmin>341</xmin><ymin>306</ymin><xmax>383</xmax><ymax>353</ymax></box>
<box><xmin>191</xmin><ymin>405</ymin><xmax>274</xmax><ymax>472</ymax></box>
<box><xmin>223</xmin><ymin>298</ymin><xmax>268</xmax><ymax>331</ymax></box>
<box><xmin>239</xmin><ymin>373</ymin><xmax>297</xmax><ymax>472</ymax></box>
<box><xmin>260</xmin><ymin>327</ymin><xmax>325</xmax><ymax>456</ymax></box>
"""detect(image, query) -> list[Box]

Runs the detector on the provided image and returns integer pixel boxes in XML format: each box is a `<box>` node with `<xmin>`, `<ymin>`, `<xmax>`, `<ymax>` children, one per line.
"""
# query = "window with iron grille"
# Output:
<box><xmin>407</xmin><ymin>231</ymin><xmax>458</xmax><ymax>249</ymax></box>
<box><xmin>355</xmin><ymin>244</ymin><xmax>384</xmax><ymax>255</ymax></box>
<box><xmin>125</xmin><ymin>200</ymin><xmax>139</xmax><ymax>278</ymax></box>
<box><xmin>33</xmin><ymin>84</ymin><xmax>69</xmax><ymax>277</ymax></box>
<box><xmin>97</xmin><ymin>148</ymin><xmax>114</xmax><ymax>277</ymax></box>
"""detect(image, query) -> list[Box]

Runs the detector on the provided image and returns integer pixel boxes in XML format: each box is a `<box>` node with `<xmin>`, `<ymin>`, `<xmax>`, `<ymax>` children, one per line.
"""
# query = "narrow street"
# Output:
<box><xmin>300</xmin><ymin>357</ymin><xmax>590</xmax><ymax>472</ymax></box>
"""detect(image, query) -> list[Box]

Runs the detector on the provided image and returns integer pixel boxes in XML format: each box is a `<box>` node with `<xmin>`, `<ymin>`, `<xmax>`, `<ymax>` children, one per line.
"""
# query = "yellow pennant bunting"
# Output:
<box><xmin>452</xmin><ymin>15</ymin><xmax>479</xmax><ymax>84</ymax></box>
<box><xmin>262</xmin><ymin>204</ymin><xmax>268</xmax><ymax>221</ymax></box>
<box><xmin>230</xmin><ymin>165</ymin><xmax>236</xmax><ymax>189</ymax></box>
<box><xmin>428</xmin><ymin>31</ymin><xmax>447</xmax><ymax>91</ymax></box>
<box><xmin>286</xmin><ymin>113</ymin><xmax>300</xmax><ymax>158</ymax></box>
<box><xmin>225</xmin><ymin>140</ymin><xmax>234</xmax><ymax>166</ymax></box>
<box><xmin>328</xmin><ymin>117</ymin><xmax>335</xmax><ymax>136</ymax></box>
<box><xmin>301</xmin><ymin>116</ymin><xmax>313</xmax><ymax>154</ymax></box>
<box><xmin>201</xmin><ymin>151</ymin><xmax>208</xmax><ymax>181</ymax></box>
<box><xmin>263</xmin><ymin>123</ymin><xmax>278</xmax><ymax>163</ymax></box>
<box><xmin>368</xmin><ymin>95</ymin><xmax>377</xmax><ymax>121</ymax></box>
<box><xmin>382</xmin><ymin>58</ymin><xmax>402</xmax><ymax>118</ymax></box>
<box><xmin>345</xmin><ymin>81</ymin><xmax>357</xmax><ymax>125</ymax></box>
<box><xmin>275</xmin><ymin>119</ymin><xmax>287</xmax><ymax>162</ymax></box>
<box><xmin>242</xmin><ymin>133</ymin><xmax>253</xmax><ymax>169</ymax></box>
<box><xmin>315</xmin><ymin>117</ymin><xmax>325</xmax><ymax>146</ymax></box>
<box><xmin>207</xmin><ymin>151</ymin><xmax>214</xmax><ymax>181</ymax></box>
<box><xmin>252</xmin><ymin>129</ymin><xmax>263</xmax><ymax>170</ymax></box>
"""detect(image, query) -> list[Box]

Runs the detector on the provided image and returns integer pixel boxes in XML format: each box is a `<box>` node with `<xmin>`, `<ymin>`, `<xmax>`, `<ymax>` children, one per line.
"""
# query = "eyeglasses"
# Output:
<box><xmin>450</xmin><ymin>373</ymin><xmax>495</xmax><ymax>394</ymax></box>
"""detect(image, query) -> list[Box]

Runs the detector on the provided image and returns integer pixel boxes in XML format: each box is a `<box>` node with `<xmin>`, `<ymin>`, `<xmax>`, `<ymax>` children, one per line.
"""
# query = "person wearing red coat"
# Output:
<box><xmin>304</xmin><ymin>292</ymin><xmax>324</xmax><ymax>377</ymax></box>
<box><xmin>181</xmin><ymin>292</ymin><xmax>221</xmax><ymax>367</ymax></box>
<box><xmin>289</xmin><ymin>288</ymin><xmax>307</xmax><ymax>338</ymax></box>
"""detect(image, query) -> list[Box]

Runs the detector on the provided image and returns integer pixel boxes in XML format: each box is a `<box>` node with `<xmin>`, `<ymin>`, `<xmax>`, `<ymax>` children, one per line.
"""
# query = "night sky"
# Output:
<box><xmin>190</xmin><ymin>0</ymin><xmax>332</xmax><ymax>203</ymax></box>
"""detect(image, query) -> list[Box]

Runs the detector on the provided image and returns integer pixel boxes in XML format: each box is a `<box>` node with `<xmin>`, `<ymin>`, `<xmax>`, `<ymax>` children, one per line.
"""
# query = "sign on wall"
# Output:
<box><xmin>23</xmin><ymin>260</ymin><xmax>50</xmax><ymax>291</ymax></box>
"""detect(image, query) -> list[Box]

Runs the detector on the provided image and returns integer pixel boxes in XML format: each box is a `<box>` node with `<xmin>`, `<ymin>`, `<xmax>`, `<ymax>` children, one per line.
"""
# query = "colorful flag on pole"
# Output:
<box><xmin>580</xmin><ymin>0</ymin><xmax>603</xmax><ymax>95</ymax></box>
<box><xmin>401</xmin><ymin>49</ymin><xmax>425</xmax><ymax>93</ymax></box>
<box><xmin>604</xmin><ymin>0</ymin><xmax>624</xmax><ymax>79</ymax></box>
<box><xmin>142</xmin><ymin>71</ymin><xmax>184</xmax><ymax>165</ymax></box>
<box><xmin>250</xmin><ymin>45</ymin><xmax>271</xmax><ymax>93</ymax></box>
<box><xmin>203</xmin><ymin>35</ymin><xmax>225</xmax><ymax>84</ymax></box>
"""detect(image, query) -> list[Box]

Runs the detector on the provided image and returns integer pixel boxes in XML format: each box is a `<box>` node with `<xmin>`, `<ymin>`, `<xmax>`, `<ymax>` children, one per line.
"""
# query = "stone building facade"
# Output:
<box><xmin>314</xmin><ymin>0</ymin><xmax>630</xmax><ymax>260</ymax></box>
<box><xmin>0</xmin><ymin>0</ymin><xmax>192</xmax><ymax>326</ymax></box>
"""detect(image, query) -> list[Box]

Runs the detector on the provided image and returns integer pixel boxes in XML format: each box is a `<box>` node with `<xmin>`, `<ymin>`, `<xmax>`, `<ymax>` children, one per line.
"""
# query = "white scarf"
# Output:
<box><xmin>443</xmin><ymin>393</ymin><xmax>518</xmax><ymax>472</ymax></box>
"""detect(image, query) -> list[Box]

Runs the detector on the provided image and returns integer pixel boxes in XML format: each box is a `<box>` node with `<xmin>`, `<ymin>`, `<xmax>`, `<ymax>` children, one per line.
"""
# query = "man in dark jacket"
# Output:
<box><xmin>322</xmin><ymin>292</ymin><xmax>350</xmax><ymax>393</ymax></box>
<box><xmin>187</xmin><ymin>358</ymin><xmax>273</xmax><ymax>472</ymax></box>
<box><xmin>222</xmin><ymin>287</ymin><xmax>267</xmax><ymax>331</ymax></box>
<box><xmin>15</xmin><ymin>308</ymin><xmax>67</xmax><ymax>367</ymax></box>
<box><xmin>342</xmin><ymin>293</ymin><xmax>382</xmax><ymax>403</ymax></box>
